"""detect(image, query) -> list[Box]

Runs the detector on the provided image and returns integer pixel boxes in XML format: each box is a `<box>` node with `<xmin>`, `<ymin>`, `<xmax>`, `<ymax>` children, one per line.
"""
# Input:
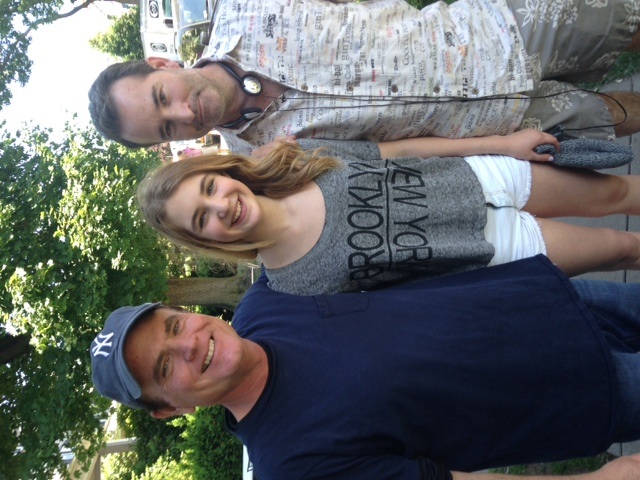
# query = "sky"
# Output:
<box><xmin>0</xmin><ymin>1</ymin><xmax>126</xmax><ymax>138</ymax></box>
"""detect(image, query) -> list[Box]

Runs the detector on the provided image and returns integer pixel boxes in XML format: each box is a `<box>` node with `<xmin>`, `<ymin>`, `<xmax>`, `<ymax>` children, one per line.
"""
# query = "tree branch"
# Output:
<box><xmin>0</xmin><ymin>333</ymin><xmax>32</xmax><ymax>363</ymax></box>
<box><xmin>49</xmin><ymin>0</ymin><xmax>100</xmax><ymax>23</ymax></box>
<box><xmin>0</xmin><ymin>0</ymin><xmax>100</xmax><ymax>69</ymax></box>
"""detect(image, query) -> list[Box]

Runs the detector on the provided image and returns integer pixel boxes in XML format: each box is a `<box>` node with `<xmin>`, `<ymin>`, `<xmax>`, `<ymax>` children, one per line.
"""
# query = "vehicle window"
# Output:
<box><xmin>180</xmin><ymin>0</ymin><xmax>208</xmax><ymax>25</ymax></box>
<box><xmin>162</xmin><ymin>0</ymin><xmax>173</xmax><ymax>17</ymax></box>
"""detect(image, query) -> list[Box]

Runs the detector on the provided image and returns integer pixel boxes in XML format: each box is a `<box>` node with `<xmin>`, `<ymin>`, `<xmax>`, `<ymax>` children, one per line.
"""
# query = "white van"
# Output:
<box><xmin>139</xmin><ymin>0</ymin><xmax>181</xmax><ymax>61</ymax></box>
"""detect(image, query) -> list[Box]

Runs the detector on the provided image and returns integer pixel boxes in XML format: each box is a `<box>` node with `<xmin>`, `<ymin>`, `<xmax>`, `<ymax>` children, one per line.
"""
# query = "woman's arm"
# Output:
<box><xmin>377</xmin><ymin>129</ymin><xmax>560</xmax><ymax>162</ymax></box>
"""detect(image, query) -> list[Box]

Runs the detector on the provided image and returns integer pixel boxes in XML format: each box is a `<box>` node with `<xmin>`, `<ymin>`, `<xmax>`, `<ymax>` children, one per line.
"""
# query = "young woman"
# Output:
<box><xmin>138</xmin><ymin>129</ymin><xmax>640</xmax><ymax>294</ymax></box>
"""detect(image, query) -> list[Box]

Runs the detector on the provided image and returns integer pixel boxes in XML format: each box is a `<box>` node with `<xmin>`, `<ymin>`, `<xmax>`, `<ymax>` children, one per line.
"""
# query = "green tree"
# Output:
<box><xmin>132</xmin><ymin>455</ymin><xmax>193</xmax><ymax>480</ymax></box>
<box><xmin>89</xmin><ymin>6</ymin><xmax>144</xmax><ymax>61</ymax></box>
<box><xmin>109</xmin><ymin>405</ymin><xmax>243</xmax><ymax>480</ymax></box>
<box><xmin>0</xmin><ymin>122</ymin><xmax>171</xmax><ymax>479</ymax></box>
<box><xmin>109</xmin><ymin>406</ymin><xmax>188</xmax><ymax>480</ymax></box>
<box><xmin>0</xmin><ymin>0</ymin><xmax>98</xmax><ymax>110</ymax></box>
<box><xmin>180</xmin><ymin>406</ymin><xmax>243</xmax><ymax>480</ymax></box>
<box><xmin>0</xmin><ymin>122</ymin><xmax>253</xmax><ymax>479</ymax></box>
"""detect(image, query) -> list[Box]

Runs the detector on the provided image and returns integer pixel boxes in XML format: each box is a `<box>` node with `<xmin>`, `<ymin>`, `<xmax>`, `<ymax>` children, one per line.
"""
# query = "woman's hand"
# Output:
<box><xmin>497</xmin><ymin>129</ymin><xmax>561</xmax><ymax>162</ymax></box>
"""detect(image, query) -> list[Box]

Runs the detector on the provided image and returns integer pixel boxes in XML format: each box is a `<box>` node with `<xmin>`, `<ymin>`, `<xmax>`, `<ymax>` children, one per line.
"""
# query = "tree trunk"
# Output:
<box><xmin>0</xmin><ymin>333</ymin><xmax>31</xmax><ymax>363</ymax></box>
<box><xmin>166</xmin><ymin>269</ymin><xmax>254</xmax><ymax>310</ymax></box>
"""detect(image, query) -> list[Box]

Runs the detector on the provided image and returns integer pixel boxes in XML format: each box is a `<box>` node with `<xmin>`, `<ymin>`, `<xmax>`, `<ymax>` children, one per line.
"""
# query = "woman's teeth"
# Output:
<box><xmin>232</xmin><ymin>200</ymin><xmax>242</xmax><ymax>224</ymax></box>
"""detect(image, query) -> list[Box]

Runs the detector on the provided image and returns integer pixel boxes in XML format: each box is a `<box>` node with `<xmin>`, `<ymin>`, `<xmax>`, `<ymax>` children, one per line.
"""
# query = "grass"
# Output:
<box><xmin>598</xmin><ymin>52</ymin><xmax>640</xmax><ymax>86</ymax></box>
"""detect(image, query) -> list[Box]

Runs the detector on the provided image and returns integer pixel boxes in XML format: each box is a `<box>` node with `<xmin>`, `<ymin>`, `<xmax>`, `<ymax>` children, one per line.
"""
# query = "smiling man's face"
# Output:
<box><xmin>110</xmin><ymin>66</ymin><xmax>229</xmax><ymax>146</ymax></box>
<box><xmin>123</xmin><ymin>307</ymin><xmax>246</xmax><ymax>416</ymax></box>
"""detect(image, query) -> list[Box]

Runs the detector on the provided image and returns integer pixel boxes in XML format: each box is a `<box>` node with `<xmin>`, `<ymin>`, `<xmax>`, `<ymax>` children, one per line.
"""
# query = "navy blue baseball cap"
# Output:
<box><xmin>91</xmin><ymin>303</ymin><xmax>161</xmax><ymax>410</ymax></box>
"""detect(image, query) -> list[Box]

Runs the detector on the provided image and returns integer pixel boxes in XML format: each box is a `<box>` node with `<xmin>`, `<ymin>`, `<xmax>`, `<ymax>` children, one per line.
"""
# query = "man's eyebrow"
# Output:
<box><xmin>191</xmin><ymin>175</ymin><xmax>207</xmax><ymax>232</ymax></box>
<box><xmin>152</xmin><ymin>313</ymin><xmax>182</xmax><ymax>383</ymax></box>
<box><xmin>151</xmin><ymin>85</ymin><xmax>168</xmax><ymax>141</ymax></box>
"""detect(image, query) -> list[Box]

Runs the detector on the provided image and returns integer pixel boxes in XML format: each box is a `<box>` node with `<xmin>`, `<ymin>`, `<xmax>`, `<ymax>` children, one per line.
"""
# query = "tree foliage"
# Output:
<box><xmin>132</xmin><ymin>454</ymin><xmax>194</xmax><ymax>480</ymax></box>
<box><xmin>0</xmin><ymin>0</ymin><xmax>98</xmax><ymax>110</ymax></box>
<box><xmin>109</xmin><ymin>405</ymin><xmax>243</xmax><ymax>480</ymax></box>
<box><xmin>89</xmin><ymin>6</ymin><xmax>144</xmax><ymax>61</ymax></box>
<box><xmin>0</xmin><ymin>122</ymin><xmax>172</xmax><ymax>479</ymax></box>
<box><xmin>113</xmin><ymin>406</ymin><xmax>187</xmax><ymax>479</ymax></box>
<box><xmin>179</xmin><ymin>406</ymin><xmax>243</xmax><ymax>480</ymax></box>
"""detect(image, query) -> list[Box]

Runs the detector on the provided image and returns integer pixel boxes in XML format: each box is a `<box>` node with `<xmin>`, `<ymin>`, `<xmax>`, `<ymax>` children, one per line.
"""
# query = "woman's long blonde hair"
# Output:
<box><xmin>138</xmin><ymin>143</ymin><xmax>340</xmax><ymax>261</ymax></box>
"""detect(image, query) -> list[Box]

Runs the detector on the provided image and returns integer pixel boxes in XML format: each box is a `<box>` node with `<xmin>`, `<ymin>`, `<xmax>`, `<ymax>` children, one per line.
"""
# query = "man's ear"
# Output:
<box><xmin>150</xmin><ymin>406</ymin><xmax>196</xmax><ymax>419</ymax></box>
<box><xmin>146</xmin><ymin>57</ymin><xmax>183</xmax><ymax>70</ymax></box>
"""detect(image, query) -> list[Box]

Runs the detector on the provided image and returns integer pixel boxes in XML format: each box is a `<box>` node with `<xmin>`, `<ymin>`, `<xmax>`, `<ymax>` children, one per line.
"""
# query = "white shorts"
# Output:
<box><xmin>464</xmin><ymin>155</ymin><xmax>547</xmax><ymax>266</ymax></box>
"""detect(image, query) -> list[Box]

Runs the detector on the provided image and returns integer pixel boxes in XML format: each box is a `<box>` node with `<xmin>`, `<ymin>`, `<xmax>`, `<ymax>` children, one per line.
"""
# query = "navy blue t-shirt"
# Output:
<box><xmin>227</xmin><ymin>255</ymin><xmax>618</xmax><ymax>479</ymax></box>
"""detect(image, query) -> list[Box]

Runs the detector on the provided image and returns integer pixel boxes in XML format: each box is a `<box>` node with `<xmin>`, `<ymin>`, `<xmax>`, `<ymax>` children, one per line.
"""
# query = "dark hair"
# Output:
<box><xmin>88</xmin><ymin>60</ymin><xmax>157</xmax><ymax>149</ymax></box>
<box><xmin>139</xmin><ymin>394</ymin><xmax>172</xmax><ymax>412</ymax></box>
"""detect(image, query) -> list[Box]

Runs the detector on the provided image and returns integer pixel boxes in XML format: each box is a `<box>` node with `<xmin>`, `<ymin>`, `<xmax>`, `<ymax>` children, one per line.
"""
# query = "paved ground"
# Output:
<box><xmin>563</xmin><ymin>73</ymin><xmax>640</xmax><ymax>456</ymax></box>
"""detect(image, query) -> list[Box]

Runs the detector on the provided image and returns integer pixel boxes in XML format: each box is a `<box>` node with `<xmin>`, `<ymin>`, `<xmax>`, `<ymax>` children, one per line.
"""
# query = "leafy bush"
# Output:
<box><xmin>133</xmin><ymin>455</ymin><xmax>193</xmax><ymax>480</ymax></box>
<box><xmin>179</xmin><ymin>406</ymin><xmax>243</xmax><ymax>480</ymax></box>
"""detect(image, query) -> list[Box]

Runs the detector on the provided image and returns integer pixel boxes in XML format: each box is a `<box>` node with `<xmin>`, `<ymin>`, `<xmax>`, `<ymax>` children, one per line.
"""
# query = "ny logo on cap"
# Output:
<box><xmin>92</xmin><ymin>332</ymin><xmax>115</xmax><ymax>358</ymax></box>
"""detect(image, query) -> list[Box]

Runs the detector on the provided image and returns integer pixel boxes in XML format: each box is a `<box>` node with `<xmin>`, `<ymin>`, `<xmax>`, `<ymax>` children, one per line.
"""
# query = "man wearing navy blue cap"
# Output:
<box><xmin>92</xmin><ymin>255</ymin><xmax>640</xmax><ymax>480</ymax></box>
